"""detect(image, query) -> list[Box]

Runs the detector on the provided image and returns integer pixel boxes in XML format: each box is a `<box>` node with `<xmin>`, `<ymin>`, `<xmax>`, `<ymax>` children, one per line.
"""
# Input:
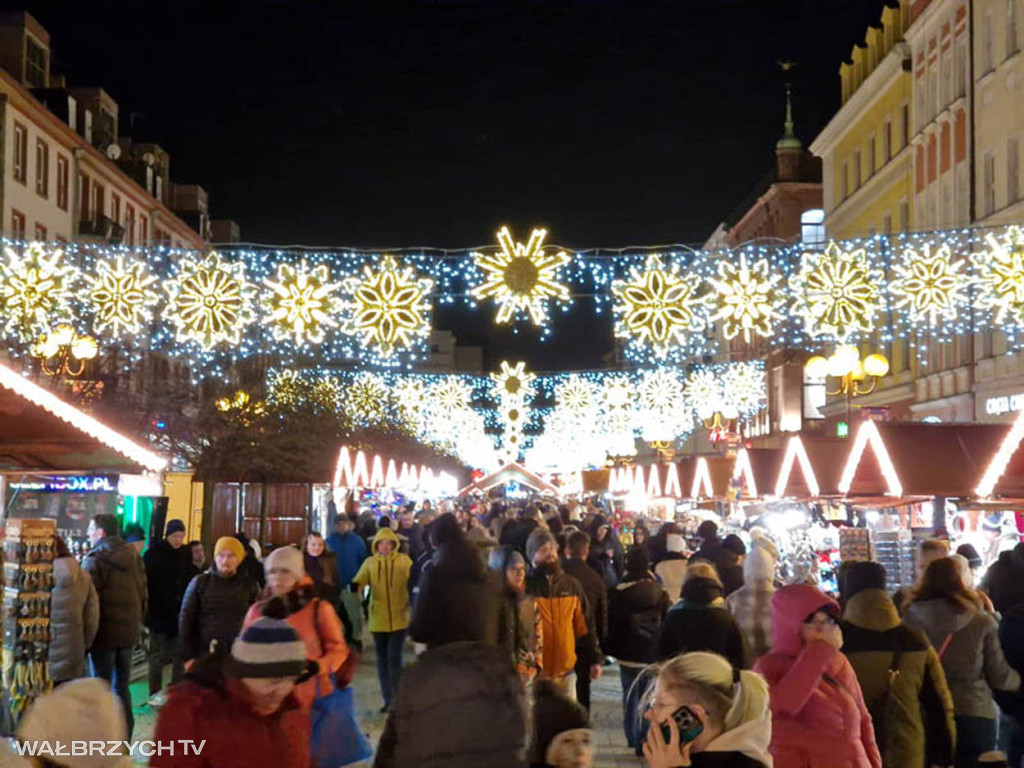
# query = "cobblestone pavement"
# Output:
<box><xmin>133</xmin><ymin>638</ymin><xmax>645</xmax><ymax>767</ymax></box>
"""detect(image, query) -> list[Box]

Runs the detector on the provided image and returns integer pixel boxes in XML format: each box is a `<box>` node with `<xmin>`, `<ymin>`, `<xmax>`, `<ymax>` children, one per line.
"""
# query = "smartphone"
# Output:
<box><xmin>660</xmin><ymin>705</ymin><xmax>704</xmax><ymax>744</ymax></box>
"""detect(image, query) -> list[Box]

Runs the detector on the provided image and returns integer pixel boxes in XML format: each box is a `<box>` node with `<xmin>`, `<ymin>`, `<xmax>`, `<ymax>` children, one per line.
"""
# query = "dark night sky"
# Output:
<box><xmin>12</xmin><ymin>0</ymin><xmax>889</xmax><ymax>369</ymax></box>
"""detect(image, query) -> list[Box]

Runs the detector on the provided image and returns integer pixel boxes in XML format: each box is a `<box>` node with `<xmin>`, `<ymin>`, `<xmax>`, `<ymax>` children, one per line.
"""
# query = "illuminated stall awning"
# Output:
<box><xmin>731</xmin><ymin>448</ymin><xmax>784</xmax><ymax>500</ymax></box>
<box><xmin>458</xmin><ymin>462</ymin><xmax>560</xmax><ymax>497</ymax></box>
<box><xmin>0</xmin><ymin>361</ymin><xmax>166</xmax><ymax>473</ymax></box>
<box><xmin>976</xmin><ymin>406</ymin><xmax>1024</xmax><ymax>499</ymax></box>
<box><xmin>679</xmin><ymin>455</ymin><xmax>733</xmax><ymax>501</ymax></box>
<box><xmin>774</xmin><ymin>435</ymin><xmax>849</xmax><ymax>499</ymax></box>
<box><xmin>839</xmin><ymin>420</ymin><xmax>1009</xmax><ymax>498</ymax></box>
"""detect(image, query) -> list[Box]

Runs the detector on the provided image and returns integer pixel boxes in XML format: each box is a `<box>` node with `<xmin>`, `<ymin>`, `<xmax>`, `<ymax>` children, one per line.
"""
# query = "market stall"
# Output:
<box><xmin>457</xmin><ymin>461</ymin><xmax>559</xmax><ymax>498</ymax></box>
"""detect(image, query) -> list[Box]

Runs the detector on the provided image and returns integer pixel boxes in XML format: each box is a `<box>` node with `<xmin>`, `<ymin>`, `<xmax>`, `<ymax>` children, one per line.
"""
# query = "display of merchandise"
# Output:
<box><xmin>871</xmin><ymin>529</ymin><xmax>916</xmax><ymax>591</ymax></box>
<box><xmin>2</xmin><ymin>518</ymin><xmax>56</xmax><ymax>724</ymax></box>
<box><xmin>839</xmin><ymin>528</ymin><xmax>871</xmax><ymax>563</ymax></box>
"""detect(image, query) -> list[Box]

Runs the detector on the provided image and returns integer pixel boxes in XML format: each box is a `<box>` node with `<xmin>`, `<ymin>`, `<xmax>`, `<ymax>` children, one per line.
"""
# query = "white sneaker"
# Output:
<box><xmin>148</xmin><ymin>691</ymin><xmax>167</xmax><ymax>708</ymax></box>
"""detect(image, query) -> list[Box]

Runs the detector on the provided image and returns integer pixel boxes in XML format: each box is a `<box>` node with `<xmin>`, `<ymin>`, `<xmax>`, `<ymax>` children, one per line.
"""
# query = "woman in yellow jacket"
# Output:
<box><xmin>351</xmin><ymin>527</ymin><xmax>413</xmax><ymax>712</ymax></box>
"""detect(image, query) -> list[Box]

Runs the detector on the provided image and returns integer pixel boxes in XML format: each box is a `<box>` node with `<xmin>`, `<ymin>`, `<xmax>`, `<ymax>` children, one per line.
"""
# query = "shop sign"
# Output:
<box><xmin>8</xmin><ymin>474</ymin><xmax>117</xmax><ymax>493</ymax></box>
<box><xmin>985</xmin><ymin>393</ymin><xmax>1024</xmax><ymax>416</ymax></box>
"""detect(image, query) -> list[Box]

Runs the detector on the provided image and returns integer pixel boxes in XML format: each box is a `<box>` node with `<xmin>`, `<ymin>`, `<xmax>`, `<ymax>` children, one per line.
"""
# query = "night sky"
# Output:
<box><xmin>15</xmin><ymin>0</ymin><xmax>888</xmax><ymax>369</ymax></box>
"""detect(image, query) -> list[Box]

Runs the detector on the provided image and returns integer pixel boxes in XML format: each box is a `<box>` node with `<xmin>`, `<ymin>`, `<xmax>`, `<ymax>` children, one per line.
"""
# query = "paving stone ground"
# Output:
<box><xmin>131</xmin><ymin>635</ymin><xmax>646</xmax><ymax>767</ymax></box>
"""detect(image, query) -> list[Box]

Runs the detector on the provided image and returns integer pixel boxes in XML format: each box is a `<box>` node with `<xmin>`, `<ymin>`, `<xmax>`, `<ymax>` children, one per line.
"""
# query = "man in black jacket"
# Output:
<box><xmin>562</xmin><ymin>530</ymin><xmax>608</xmax><ymax>711</ymax></box>
<box><xmin>83</xmin><ymin>513</ymin><xmax>147</xmax><ymax>735</ymax></box>
<box><xmin>179</xmin><ymin>536</ymin><xmax>260</xmax><ymax>666</ymax></box>
<box><xmin>143</xmin><ymin>519</ymin><xmax>193</xmax><ymax>702</ymax></box>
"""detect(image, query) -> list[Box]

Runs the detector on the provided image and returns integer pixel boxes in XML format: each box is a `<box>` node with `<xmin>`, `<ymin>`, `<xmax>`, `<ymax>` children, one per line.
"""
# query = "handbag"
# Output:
<box><xmin>311</xmin><ymin>676</ymin><xmax>373</xmax><ymax>768</ymax></box>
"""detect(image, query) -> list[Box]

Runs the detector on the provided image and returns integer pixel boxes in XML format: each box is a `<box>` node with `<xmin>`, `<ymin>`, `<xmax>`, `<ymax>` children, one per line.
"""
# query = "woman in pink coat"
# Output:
<box><xmin>753</xmin><ymin>583</ymin><xmax>881</xmax><ymax>768</ymax></box>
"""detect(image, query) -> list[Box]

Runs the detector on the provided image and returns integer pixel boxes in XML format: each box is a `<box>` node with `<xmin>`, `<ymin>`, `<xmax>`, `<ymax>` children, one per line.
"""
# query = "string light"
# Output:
<box><xmin>838</xmin><ymin>420</ymin><xmax>903</xmax><ymax>497</ymax></box>
<box><xmin>790</xmin><ymin>240</ymin><xmax>884</xmax><ymax>341</ymax></box>
<box><xmin>341</xmin><ymin>254</ymin><xmax>433</xmax><ymax>357</ymax></box>
<box><xmin>890</xmin><ymin>243</ymin><xmax>971</xmax><ymax>327</ymax></box>
<box><xmin>164</xmin><ymin>251</ymin><xmax>257</xmax><ymax>350</ymax></box>
<box><xmin>262</xmin><ymin>260</ymin><xmax>342</xmax><ymax>345</ymax></box>
<box><xmin>708</xmin><ymin>254</ymin><xmax>784</xmax><ymax>342</ymax></box>
<box><xmin>974</xmin><ymin>226</ymin><xmax>1024</xmax><ymax>325</ymax></box>
<box><xmin>976</xmin><ymin>405</ymin><xmax>1024</xmax><ymax>498</ymax></box>
<box><xmin>0</xmin><ymin>242</ymin><xmax>78</xmax><ymax>342</ymax></box>
<box><xmin>86</xmin><ymin>256</ymin><xmax>160</xmax><ymax>337</ymax></box>
<box><xmin>774</xmin><ymin>436</ymin><xmax>821</xmax><ymax>498</ymax></box>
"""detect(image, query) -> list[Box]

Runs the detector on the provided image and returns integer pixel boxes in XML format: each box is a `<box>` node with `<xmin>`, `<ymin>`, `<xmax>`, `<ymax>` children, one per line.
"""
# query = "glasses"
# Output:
<box><xmin>804</xmin><ymin>614</ymin><xmax>838</xmax><ymax>629</ymax></box>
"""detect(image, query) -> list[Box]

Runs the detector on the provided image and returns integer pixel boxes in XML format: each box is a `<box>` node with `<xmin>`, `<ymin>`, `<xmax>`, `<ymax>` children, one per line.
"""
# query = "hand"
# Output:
<box><xmin>644</xmin><ymin>714</ymin><xmax>691</xmax><ymax>768</ymax></box>
<box><xmin>823</xmin><ymin>622</ymin><xmax>843</xmax><ymax>650</ymax></box>
<box><xmin>589</xmin><ymin>664</ymin><xmax>603</xmax><ymax>681</ymax></box>
<box><xmin>184</xmin><ymin>659</ymin><xmax>194</xmax><ymax>672</ymax></box>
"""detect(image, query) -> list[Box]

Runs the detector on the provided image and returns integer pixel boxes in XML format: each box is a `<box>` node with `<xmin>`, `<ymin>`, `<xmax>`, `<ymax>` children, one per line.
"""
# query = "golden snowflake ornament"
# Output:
<box><xmin>341</xmin><ymin>255</ymin><xmax>433</xmax><ymax>357</ymax></box>
<box><xmin>431</xmin><ymin>378</ymin><xmax>473</xmax><ymax>416</ymax></box>
<box><xmin>974</xmin><ymin>226</ymin><xmax>1024</xmax><ymax>324</ymax></box>
<box><xmin>555</xmin><ymin>375</ymin><xmax>597</xmax><ymax>414</ymax></box>
<box><xmin>491</xmin><ymin>360</ymin><xmax>536</xmax><ymax>402</ymax></box>
<box><xmin>263</xmin><ymin>261</ymin><xmax>342</xmax><ymax>345</ymax></box>
<box><xmin>708</xmin><ymin>254</ymin><xmax>784</xmax><ymax>342</ymax></box>
<box><xmin>86</xmin><ymin>256</ymin><xmax>160</xmax><ymax>337</ymax></box>
<box><xmin>268</xmin><ymin>369</ymin><xmax>305</xmax><ymax>407</ymax></box>
<box><xmin>612</xmin><ymin>254</ymin><xmax>709</xmax><ymax>357</ymax></box>
<box><xmin>789</xmin><ymin>241</ymin><xmax>884</xmax><ymax>341</ymax></box>
<box><xmin>312</xmin><ymin>375</ymin><xmax>342</xmax><ymax>411</ymax></box>
<box><xmin>602</xmin><ymin>377</ymin><xmax>633</xmax><ymax>412</ymax></box>
<box><xmin>471</xmin><ymin>227</ymin><xmax>571</xmax><ymax>325</ymax></box>
<box><xmin>394</xmin><ymin>377</ymin><xmax>429</xmax><ymax>414</ymax></box>
<box><xmin>0</xmin><ymin>242</ymin><xmax>78</xmax><ymax>342</ymax></box>
<box><xmin>346</xmin><ymin>372</ymin><xmax>389</xmax><ymax>423</ymax></box>
<box><xmin>891</xmin><ymin>244</ymin><xmax>971</xmax><ymax>326</ymax></box>
<box><xmin>164</xmin><ymin>251</ymin><xmax>256</xmax><ymax>350</ymax></box>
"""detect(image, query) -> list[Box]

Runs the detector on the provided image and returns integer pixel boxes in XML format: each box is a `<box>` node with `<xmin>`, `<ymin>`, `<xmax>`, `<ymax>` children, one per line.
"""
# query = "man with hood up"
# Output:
<box><xmin>983</xmin><ymin>542</ymin><xmax>1024</xmax><ymax>614</ymax></box>
<box><xmin>725</xmin><ymin>541</ymin><xmax>777</xmax><ymax>666</ymax></box>
<box><xmin>352</xmin><ymin>527</ymin><xmax>413</xmax><ymax>712</ymax></box>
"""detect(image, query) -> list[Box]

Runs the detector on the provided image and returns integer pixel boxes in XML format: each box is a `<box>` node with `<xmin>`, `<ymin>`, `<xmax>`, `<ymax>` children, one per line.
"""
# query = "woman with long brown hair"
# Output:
<box><xmin>904</xmin><ymin>556</ymin><xmax>1021</xmax><ymax>767</ymax></box>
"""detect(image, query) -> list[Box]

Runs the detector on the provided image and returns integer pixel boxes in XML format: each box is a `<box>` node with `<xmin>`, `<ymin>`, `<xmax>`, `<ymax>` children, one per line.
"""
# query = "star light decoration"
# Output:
<box><xmin>708</xmin><ymin>254</ymin><xmax>784</xmax><ymax>342</ymax></box>
<box><xmin>611</xmin><ymin>254</ymin><xmax>710</xmax><ymax>358</ymax></box>
<box><xmin>790</xmin><ymin>241</ymin><xmax>884</xmax><ymax>341</ymax></box>
<box><xmin>262</xmin><ymin>261</ymin><xmax>343</xmax><ymax>345</ymax></box>
<box><xmin>890</xmin><ymin>243</ymin><xmax>972</xmax><ymax>327</ymax></box>
<box><xmin>555</xmin><ymin>375</ymin><xmax>598</xmax><ymax>415</ymax></box>
<box><xmin>345</xmin><ymin>372</ymin><xmax>390</xmax><ymax>424</ymax></box>
<box><xmin>974</xmin><ymin>226</ymin><xmax>1024</xmax><ymax>324</ymax></box>
<box><xmin>311</xmin><ymin>375</ymin><xmax>342</xmax><ymax>411</ymax></box>
<box><xmin>85</xmin><ymin>256</ymin><xmax>160</xmax><ymax>337</ymax></box>
<box><xmin>268</xmin><ymin>369</ymin><xmax>306</xmax><ymax>408</ymax></box>
<box><xmin>686</xmin><ymin>369</ymin><xmax>723</xmax><ymax>420</ymax></box>
<box><xmin>341</xmin><ymin>255</ymin><xmax>433</xmax><ymax>357</ymax></box>
<box><xmin>164</xmin><ymin>251</ymin><xmax>257</xmax><ymax>350</ymax></box>
<box><xmin>0</xmin><ymin>242</ymin><xmax>78</xmax><ymax>342</ymax></box>
<box><xmin>720</xmin><ymin>362</ymin><xmax>766</xmax><ymax>416</ymax></box>
<box><xmin>491</xmin><ymin>360</ymin><xmax>537</xmax><ymax>402</ymax></box>
<box><xmin>470</xmin><ymin>227</ymin><xmax>571</xmax><ymax>326</ymax></box>
<box><xmin>636</xmin><ymin>369</ymin><xmax>691</xmax><ymax>444</ymax></box>
<box><xmin>491</xmin><ymin>360</ymin><xmax>536</xmax><ymax>461</ymax></box>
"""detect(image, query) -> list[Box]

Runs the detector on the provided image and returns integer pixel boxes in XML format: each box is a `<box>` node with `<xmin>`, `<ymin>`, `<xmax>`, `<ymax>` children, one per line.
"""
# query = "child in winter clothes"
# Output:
<box><xmin>753</xmin><ymin>583</ymin><xmax>881</xmax><ymax>768</ymax></box>
<box><xmin>531</xmin><ymin>678</ymin><xmax>595</xmax><ymax>768</ymax></box>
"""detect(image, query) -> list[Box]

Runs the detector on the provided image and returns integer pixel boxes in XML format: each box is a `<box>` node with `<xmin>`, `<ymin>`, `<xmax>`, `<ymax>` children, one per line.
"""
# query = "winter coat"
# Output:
<box><xmin>242</xmin><ymin>578</ymin><xmax>348</xmax><ymax>711</ymax></box>
<box><xmin>606</xmin><ymin>576</ymin><xmax>671</xmax><ymax>665</ymax></box>
<box><xmin>687</xmin><ymin>707</ymin><xmax>774</xmax><ymax>768</ymax></box>
<box><xmin>49</xmin><ymin>556</ymin><xmax>99</xmax><ymax>682</ymax></box>
<box><xmin>753</xmin><ymin>584</ymin><xmax>881</xmax><ymax>768</ymax></box>
<box><xmin>325</xmin><ymin>530</ymin><xmax>367</xmax><ymax>587</ymax></box>
<box><xmin>981</xmin><ymin>542</ymin><xmax>1024</xmax><ymax>613</ymax></box>
<box><xmin>841</xmin><ymin>588</ymin><xmax>955</xmax><ymax>768</ymax></box>
<box><xmin>351</xmin><ymin>528</ymin><xmax>414</xmax><ymax>633</ymax></box>
<box><xmin>525</xmin><ymin>567</ymin><xmax>600</xmax><ymax>679</ymax></box>
<box><xmin>904</xmin><ymin>597</ymin><xmax>1021</xmax><ymax>719</ymax></box>
<box><xmin>409</xmin><ymin>557</ymin><xmax>501</xmax><ymax>649</ymax></box>
<box><xmin>144</xmin><ymin>538</ymin><xmax>195</xmax><ymax>636</ymax></box>
<box><xmin>179</xmin><ymin>569</ymin><xmax>261</xmax><ymax>661</ymax></box>
<box><xmin>304</xmin><ymin>551</ymin><xmax>341</xmax><ymax>608</ymax></box>
<box><xmin>587</xmin><ymin>514</ymin><xmax>624</xmax><ymax>584</ymax></box>
<box><xmin>562</xmin><ymin>557</ymin><xmax>610</xmax><ymax>647</ymax></box>
<box><xmin>82</xmin><ymin>535</ymin><xmax>147</xmax><ymax>651</ymax></box>
<box><xmin>654</xmin><ymin>553</ymin><xmax>687</xmax><ymax>602</ymax></box>
<box><xmin>725</xmin><ymin>547</ymin><xmax>776</xmax><ymax>667</ymax></box>
<box><xmin>496</xmin><ymin>588</ymin><xmax>543</xmax><ymax>686</ymax></box>
<box><xmin>657</xmin><ymin>577</ymin><xmax>745</xmax><ymax>669</ymax></box>
<box><xmin>374</xmin><ymin>641</ymin><xmax>528</xmax><ymax>768</ymax></box>
<box><xmin>151</xmin><ymin>661</ymin><xmax>309</xmax><ymax>768</ymax></box>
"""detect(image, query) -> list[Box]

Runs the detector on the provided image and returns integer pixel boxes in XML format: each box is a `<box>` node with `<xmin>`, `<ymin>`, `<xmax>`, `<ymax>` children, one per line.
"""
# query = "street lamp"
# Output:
<box><xmin>805</xmin><ymin>344</ymin><xmax>889</xmax><ymax>396</ymax></box>
<box><xmin>30</xmin><ymin>324</ymin><xmax>98</xmax><ymax>378</ymax></box>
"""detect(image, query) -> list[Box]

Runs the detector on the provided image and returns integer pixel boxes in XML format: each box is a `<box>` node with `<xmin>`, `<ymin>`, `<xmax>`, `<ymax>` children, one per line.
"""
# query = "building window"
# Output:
<box><xmin>34</xmin><ymin>138</ymin><xmax>48</xmax><ymax>198</ymax></box>
<box><xmin>33</xmin><ymin>223</ymin><xmax>46</xmax><ymax>241</ymax></box>
<box><xmin>941</xmin><ymin>44</ymin><xmax>952</xmax><ymax>107</ymax></box>
<box><xmin>883</xmin><ymin>118</ymin><xmax>892</xmax><ymax>163</ymax></box>
<box><xmin>140</xmin><ymin>215</ymin><xmax>148</xmax><ymax>244</ymax></box>
<box><xmin>25</xmin><ymin>35</ymin><xmax>46</xmax><ymax>88</ymax></box>
<box><xmin>1009</xmin><ymin>137</ymin><xmax>1020</xmax><ymax>203</ymax></box>
<box><xmin>882</xmin><ymin>212</ymin><xmax>892</xmax><ymax>234</ymax></box>
<box><xmin>853</xmin><ymin>149</ymin><xmax>862</xmax><ymax>190</ymax></box>
<box><xmin>801</xmin><ymin>208</ymin><xmax>826</xmax><ymax>247</ymax></box>
<box><xmin>840</xmin><ymin>160</ymin><xmax>849</xmax><ymax>200</ymax></box>
<box><xmin>899</xmin><ymin>200</ymin><xmax>910</xmax><ymax>231</ymax></box>
<box><xmin>93</xmin><ymin>184</ymin><xmax>105</xmax><ymax>222</ymax></box>
<box><xmin>111</xmin><ymin>192</ymin><xmax>120</xmax><ymax>224</ymax></box>
<box><xmin>55</xmin><ymin>155</ymin><xmax>68</xmax><ymax>211</ymax></box>
<box><xmin>1009</xmin><ymin>0</ymin><xmax>1020</xmax><ymax>57</ymax></box>
<box><xmin>955</xmin><ymin>41</ymin><xmax>967</xmax><ymax>98</ymax></box>
<box><xmin>125</xmin><ymin>204</ymin><xmax>135</xmax><ymax>245</ymax></box>
<box><xmin>983</xmin><ymin>150</ymin><xmax>997</xmax><ymax>216</ymax></box>
<box><xmin>928</xmin><ymin>68</ymin><xmax>939</xmax><ymax>121</ymax></box>
<box><xmin>981</xmin><ymin>9</ymin><xmax>994</xmax><ymax>74</ymax></box>
<box><xmin>79</xmin><ymin>173</ymin><xmax>90</xmax><ymax>220</ymax></box>
<box><xmin>867</xmin><ymin>134</ymin><xmax>876</xmax><ymax>178</ymax></box>
<box><xmin>901</xmin><ymin>103</ymin><xmax>910</xmax><ymax>148</ymax></box>
<box><xmin>10</xmin><ymin>210</ymin><xmax>25</xmax><ymax>240</ymax></box>
<box><xmin>12</xmin><ymin>122</ymin><xmax>27</xmax><ymax>184</ymax></box>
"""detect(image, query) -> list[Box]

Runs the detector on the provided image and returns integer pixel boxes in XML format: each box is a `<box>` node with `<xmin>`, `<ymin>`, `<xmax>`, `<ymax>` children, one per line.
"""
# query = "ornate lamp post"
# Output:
<box><xmin>805</xmin><ymin>344</ymin><xmax>889</xmax><ymax>421</ymax></box>
<box><xmin>30</xmin><ymin>324</ymin><xmax>98</xmax><ymax>378</ymax></box>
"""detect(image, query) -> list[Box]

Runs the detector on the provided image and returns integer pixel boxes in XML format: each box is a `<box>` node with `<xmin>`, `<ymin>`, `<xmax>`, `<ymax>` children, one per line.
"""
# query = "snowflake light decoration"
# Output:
<box><xmin>611</xmin><ymin>254</ymin><xmax>709</xmax><ymax>358</ymax></box>
<box><xmin>720</xmin><ymin>363</ymin><xmax>765</xmax><ymax>416</ymax></box>
<box><xmin>0</xmin><ymin>242</ymin><xmax>78</xmax><ymax>342</ymax></box>
<box><xmin>431</xmin><ymin>378</ymin><xmax>473</xmax><ymax>416</ymax></box>
<box><xmin>340</xmin><ymin>255</ymin><xmax>432</xmax><ymax>357</ymax></box>
<box><xmin>789</xmin><ymin>241</ymin><xmax>883</xmax><ymax>341</ymax></box>
<box><xmin>470</xmin><ymin>227</ymin><xmax>570</xmax><ymax>325</ymax></box>
<box><xmin>346</xmin><ymin>372</ymin><xmax>390</xmax><ymax>424</ymax></box>
<box><xmin>311</xmin><ymin>375</ymin><xmax>342</xmax><ymax>411</ymax></box>
<box><xmin>394</xmin><ymin>377</ymin><xmax>429</xmax><ymax>416</ymax></box>
<box><xmin>491</xmin><ymin>360</ymin><xmax>536</xmax><ymax>402</ymax></box>
<box><xmin>686</xmin><ymin>369</ymin><xmax>723</xmax><ymax>420</ymax></box>
<box><xmin>890</xmin><ymin>243</ymin><xmax>971</xmax><ymax>327</ymax></box>
<box><xmin>164</xmin><ymin>251</ymin><xmax>256</xmax><ymax>350</ymax></box>
<box><xmin>708</xmin><ymin>255</ymin><xmax>784</xmax><ymax>341</ymax></box>
<box><xmin>555</xmin><ymin>375</ymin><xmax>598</xmax><ymax>414</ymax></box>
<box><xmin>638</xmin><ymin>369</ymin><xmax>684</xmax><ymax>414</ymax></box>
<box><xmin>86</xmin><ymin>256</ymin><xmax>160</xmax><ymax>337</ymax></box>
<box><xmin>268</xmin><ymin>370</ymin><xmax>305</xmax><ymax>408</ymax></box>
<box><xmin>974</xmin><ymin>226</ymin><xmax>1024</xmax><ymax>324</ymax></box>
<box><xmin>602</xmin><ymin>377</ymin><xmax>633</xmax><ymax>413</ymax></box>
<box><xmin>263</xmin><ymin>261</ymin><xmax>343</xmax><ymax>345</ymax></box>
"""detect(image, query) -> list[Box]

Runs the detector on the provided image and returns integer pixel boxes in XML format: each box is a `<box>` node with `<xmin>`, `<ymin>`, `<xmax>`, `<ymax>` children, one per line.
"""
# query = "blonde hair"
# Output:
<box><xmin>683</xmin><ymin>560</ymin><xmax>722</xmax><ymax>587</ymax></box>
<box><xmin>646</xmin><ymin>652</ymin><xmax>770</xmax><ymax>733</ymax></box>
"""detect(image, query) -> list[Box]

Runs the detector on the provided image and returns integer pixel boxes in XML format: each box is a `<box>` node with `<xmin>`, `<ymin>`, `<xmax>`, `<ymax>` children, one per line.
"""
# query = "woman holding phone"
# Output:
<box><xmin>642</xmin><ymin>652</ymin><xmax>772</xmax><ymax>768</ymax></box>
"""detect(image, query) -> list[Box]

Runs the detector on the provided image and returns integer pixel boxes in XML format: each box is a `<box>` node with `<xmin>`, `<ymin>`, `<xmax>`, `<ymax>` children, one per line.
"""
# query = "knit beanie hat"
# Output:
<box><xmin>843</xmin><ymin>561</ymin><xmax>887</xmax><ymax>600</ymax></box>
<box><xmin>956</xmin><ymin>543</ymin><xmax>983</xmax><ymax>569</ymax></box>
<box><xmin>215</xmin><ymin>536</ymin><xmax>246</xmax><ymax>562</ymax></box>
<box><xmin>122</xmin><ymin>523</ymin><xmax>145</xmax><ymax>543</ymax></box>
<box><xmin>227</xmin><ymin>616</ymin><xmax>308</xmax><ymax>679</ymax></box>
<box><xmin>488</xmin><ymin>546</ymin><xmax>526</xmax><ymax>572</ymax></box>
<box><xmin>18</xmin><ymin>678</ymin><xmax>129</xmax><ymax>768</ymax></box>
<box><xmin>165</xmin><ymin>519</ymin><xmax>186</xmax><ymax>536</ymax></box>
<box><xmin>264</xmin><ymin>544</ymin><xmax>305</xmax><ymax>577</ymax></box>
<box><xmin>526</xmin><ymin>529</ymin><xmax>557</xmax><ymax>563</ymax></box>
<box><xmin>532</xmin><ymin>679</ymin><xmax>590</xmax><ymax>764</ymax></box>
<box><xmin>722</xmin><ymin>534</ymin><xmax>746</xmax><ymax>557</ymax></box>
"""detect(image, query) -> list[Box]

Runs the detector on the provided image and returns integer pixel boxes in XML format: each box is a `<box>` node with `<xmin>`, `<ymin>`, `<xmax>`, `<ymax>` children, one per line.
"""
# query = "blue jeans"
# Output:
<box><xmin>620</xmin><ymin>665</ymin><xmax>653</xmax><ymax>752</ymax></box>
<box><xmin>372</xmin><ymin>630</ymin><xmax>405</xmax><ymax>707</ymax></box>
<box><xmin>90</xmin><ymin>647</ymin><xmax>135</xmax><ymax>735</ymax></box>
<box><xmin>955</xmin><ymin>715</ymin><xmax>997</xmax><ymax>768</ymax></box>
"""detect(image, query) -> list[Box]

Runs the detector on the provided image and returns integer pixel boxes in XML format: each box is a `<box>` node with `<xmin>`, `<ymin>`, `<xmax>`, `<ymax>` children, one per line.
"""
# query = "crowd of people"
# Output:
<box><xmin>8</xmin><ymin>502</ymin><xmax>1024</xmax><ymax>768</ymax></box>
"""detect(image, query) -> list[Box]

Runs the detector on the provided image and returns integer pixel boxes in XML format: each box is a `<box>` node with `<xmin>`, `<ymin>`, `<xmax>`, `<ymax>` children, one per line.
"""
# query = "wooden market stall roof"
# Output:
<box><xmin>838</xmin><ymin>420</ymin><xmax>1009</xmax><ymax>498</ymax></box>
<box><xmin>732</xmin><ymin>448</ymin><xmax>783</xmax><ymax>500</ymax></box>
<box><xmin>0</xmin><ymin>361</ymin><xmax>166</xmax><ymax>473</ymax></box>
<box><xmin>774</xmin><ymin>435</ymin><xmax>850</xmax><ymax>498</ymax></box>
<box><xmin>679</xmin><ymin>455</ymin><xmax>734</xmax><ymax>500</ymax></box>
<box><xmin>458</xmin><ymin>462</ymin><xmax>560</xmax><ymax>496</ymax></box>
<box><xmin>976</xmin><ymin>406</ymin><xmax>1024</xmax><ymax>499</ymax></box>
